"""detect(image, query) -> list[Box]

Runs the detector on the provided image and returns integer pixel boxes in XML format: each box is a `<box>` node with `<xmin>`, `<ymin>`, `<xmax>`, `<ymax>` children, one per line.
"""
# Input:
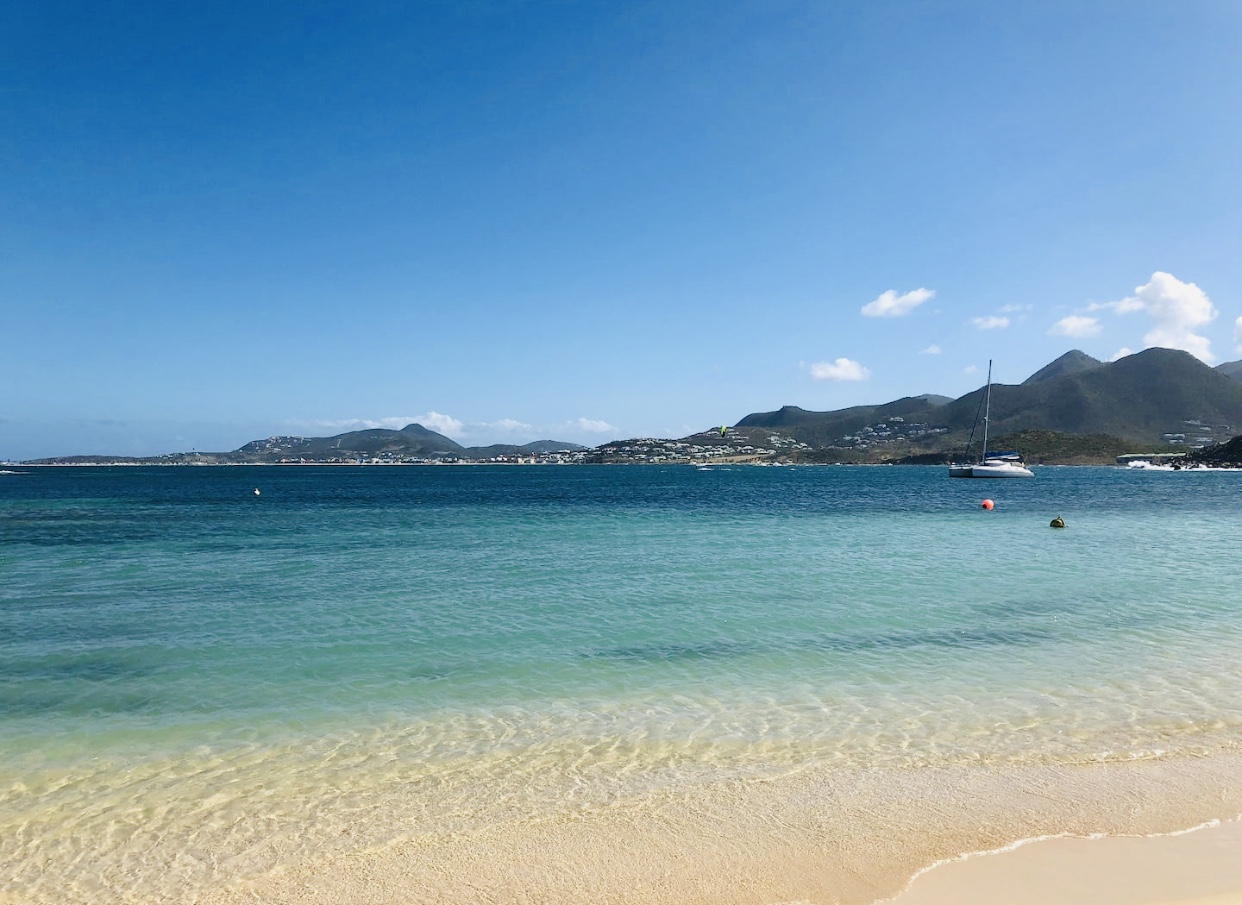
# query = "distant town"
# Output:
<box><xmin>12</xmin><ymin>417</ymin><xmax>1239</xmax><ymax>469</ymax></box>
<box><xmin>11</xmin><ymin>347</ymin><xmax>1242</xmax><ymax>468</ymax></box>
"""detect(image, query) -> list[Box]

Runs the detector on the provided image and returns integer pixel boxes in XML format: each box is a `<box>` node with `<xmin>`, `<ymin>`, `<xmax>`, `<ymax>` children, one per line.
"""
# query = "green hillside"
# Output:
<box><xmin>468</xmin><ymin>441</ymin><xmax>586</xmax><ymax>457</ymax></box>
<box><xmin>979</xmin><ymin>348</ymin><xmax>1242</xmax><ymax>442</ymax></box>
<box><xmin>736</xmin><ymin>348</ymin><xmax>1242</xmax><ymax>452</ymax></box>
<box><xmin>26</xmin><ymin>349</ymin><xmax>1242</xmax><ymax>466</ymax></box>
<box><xmin>736</xmin><ymin>396</ymin><xmax>945</xmax><ymax>447</ymax></box>
<box><xmin>234</xmin><ymin>424</ymin><xmax>465</xmax><ymax>460</ymax></box>
<box><xmin>1022</xmin><ymin>349</ymin><xmax>1104</xmax><ymax>384</ymax></box>
<box><xmin>985</xmin><ymin>430</ymin><xmax>1152</xmax><ymax>464</ymax></box>
<box><xmin>228</xmin><ymin>425</ymin><xmax>585</xmax><ymax>462</ymax></box>
<box><xmin>1189</xmin><ymin>434</ymin><xmax>1242</xmax><ymax>467</ymax></box>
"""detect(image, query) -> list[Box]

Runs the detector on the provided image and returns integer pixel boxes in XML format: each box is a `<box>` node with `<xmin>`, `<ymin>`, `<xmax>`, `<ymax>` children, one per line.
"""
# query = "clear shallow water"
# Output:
<box><xmin>3</xmin><ymin>465</ymin><xmax>1242</xmax><ymax>900</ymax></box>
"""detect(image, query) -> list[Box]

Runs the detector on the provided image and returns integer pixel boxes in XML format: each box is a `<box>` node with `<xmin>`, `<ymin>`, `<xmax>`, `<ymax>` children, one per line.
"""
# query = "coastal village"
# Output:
<box><xmin>133</xmin><ymin>428</ymin><xmax>817</xmax><ymax>466</ymax></box>
<box><xmin>12</xmin><ymin>349</ymin><xmax>1242</xmax><ymax>468</ymax></box>
<box><xmin>16</xmin><ymin>416</ymin><xmax>1240</xmax><ymax>468</ymax></box>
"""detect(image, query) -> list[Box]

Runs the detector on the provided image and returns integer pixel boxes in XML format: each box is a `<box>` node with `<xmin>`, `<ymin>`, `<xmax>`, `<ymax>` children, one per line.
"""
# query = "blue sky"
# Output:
<box><xmin>4</xmin><ymin>1</ymin><xmax>1241</xmax><ymax>459</ymax></box>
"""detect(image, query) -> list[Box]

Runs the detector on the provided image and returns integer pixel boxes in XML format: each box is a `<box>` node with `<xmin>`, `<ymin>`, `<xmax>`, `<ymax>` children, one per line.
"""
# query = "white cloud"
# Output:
<box><xmin>861</xmin><ymin>287</ymin><xmax>935</xmax><ymax>318</ymax></box>
<box><xmin>570</xmin><ymin>418</ymin><xmax>615</xmax><ymax>433</ymax></box>
<box><xmin>463</xmin><ymin>416</ymin><xmax>614</xmax><ymax>443</ymax></box>
<box><xmin>414</xmin><ymin>411</ymin><xmax>465</xmax><ymax>437</ymax></box>
<box><xmin>480</xmin><ymin>418</ymin><xmax>533</xmax><ymax>433</ymax></box>
<box><xmin>999</xmin><ymin>303</ymin><xmax>1032</xmax><ymax>314</ymax></box>
<box><xmin>294</xmin><ymin>412</ymin><xmax>466</xmax><ymax>437</ymax></box>
<box><xmin>305</xmin><ymin>416</ymin><xmax>424</xmax><ymax>432</ymax></box>
<box><xmin>811</xmin><ymin>358</ymin><xmax>870</xmax><ymax>381</ymax></box>
<box><xmin>971</xmin><ymin>316</ymin><xmax>1010</xmax><ymax>330</ymax></box>
<box><xmin>1113</xmin><ymin>271</ymin><xmax>1217</xmax><ymax>363</ymax></box>
<box><xmin>1235</xmin><ymin>316</ymin><xmax>1242</xmax><ymax>353</ymax></box>
<box><xmin>920</xmin><ymin>345</ymin><xmax>942</xmax><ymax>355</ymax></box>
<box><xmin>1109</xmin><ymin>348</ymin><xmax>1134</xmax><ymax>362</ymax></box>
<box><xmin>964</xmin><ymin>365</ymin><xmax>980</xmax><ymax>375</ymax></box>
<box><xmin>1048</xmin><ymin>315</ymin><xmax>1102</xmax><ymax>338</ymax></box>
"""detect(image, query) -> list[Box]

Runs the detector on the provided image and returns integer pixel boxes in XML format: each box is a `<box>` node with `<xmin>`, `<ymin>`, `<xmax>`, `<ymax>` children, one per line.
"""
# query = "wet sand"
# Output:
<box><xmin>886</xmin><ymin>819</ymin><xmax>1242</xmax><ymax>905</ymax></box>
<box><xmin>199</xmin><ymin>752</ymin><xmax>1242</xmax><ymax>905</ymax></box>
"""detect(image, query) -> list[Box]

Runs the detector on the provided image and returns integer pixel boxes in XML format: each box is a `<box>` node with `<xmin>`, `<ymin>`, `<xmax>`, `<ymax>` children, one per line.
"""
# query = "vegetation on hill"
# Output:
<box><xmin>1188</xmin><ymin>434</ymin><xmax>1242</xmax><ymax>467</ymax></box>
<box><xmin>24</xmin><ymin>350</ymin><xmax>1242</xmax><ymax>467</ymax></box>
<box><xmin>884</xmin><ymin>431</ymin><xmax>1149</xmax><ymax>466</ymax></box>
<box><xmin>986</xmin><ymin>430</ymin><xmax>1156</xmax><ymax>465</ymax></box>
<box><xmin>931</xmin><ymin>348</ymin><xmax>1242</xmax><ymax>443</ymax></box>
<box><xmin>234</xmin><ymin>425</ymin><xmax>463</xmax><ymax>460</ymax></box>
<box><xmin>736</xmin><ymin>347</ymin><xmax>1242</xmax><ymax>453</ymax></box>
<box><xmin>736</xmin><ymin>396</ymin><xmax>950</xmax><ymax>448</ymax></box>
<box><xmin>1021</xmin><ymin>349</ymin><xmax>1103</xmax><ymax>384</ymax></box>
<box><xmin>1217</xmin><ymin>360</ymin><xmax>1242</xmax><ymax>384</ymax></box>
<box><xmin>468</xmin><ymin>441</ymin><xmax>586</xmax><ymax>457</ymax></box>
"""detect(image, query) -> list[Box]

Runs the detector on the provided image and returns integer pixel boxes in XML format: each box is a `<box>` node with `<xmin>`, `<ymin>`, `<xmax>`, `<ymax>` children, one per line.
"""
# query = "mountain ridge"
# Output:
<box><xmin>232</xmin><ymin>425</ymin><xmax>587</xmax><ymax>461</ymax></box>
<box><xmin>735</xmin><ymin>347</ymin><xmax>1242</xmax><ymax>450</ymax></box>
<box><xmin>1022</xmin><ymin>349</ymin><xmax>1104</xmax><ymax>384</ymax></box>
<box><xmin>21</xmin><ymin>349</ymin><xmax>1242</xmax><ymax>464</ymax></box>
<box><xmin>1217</xmin><ymin>359</ymin><xmax>1242</xmax><ymax>383</ymax></box>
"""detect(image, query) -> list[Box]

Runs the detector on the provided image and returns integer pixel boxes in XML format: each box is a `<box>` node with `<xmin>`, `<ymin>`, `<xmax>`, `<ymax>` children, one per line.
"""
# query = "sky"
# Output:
<box><xmin>3</xmin><ymin>0</ymin><xmax>1241</xmax><ymax>460</ymax></box>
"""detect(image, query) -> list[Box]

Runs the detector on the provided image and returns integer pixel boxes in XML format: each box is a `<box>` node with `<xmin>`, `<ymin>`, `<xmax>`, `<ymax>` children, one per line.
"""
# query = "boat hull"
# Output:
<box><xmin>949</xmin><ymin>461</ymin><xmax>1034</xmax><ymax>478</ymax></box>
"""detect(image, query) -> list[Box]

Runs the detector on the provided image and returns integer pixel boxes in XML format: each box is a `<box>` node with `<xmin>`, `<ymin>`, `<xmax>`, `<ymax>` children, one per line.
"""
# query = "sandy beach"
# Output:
<box><xmin>887</xmin><ymin>819</ymin><xmax>1242</xmax><ymax>905</ymax></box>
<box><xmin>195</xmin><ymin>753</ymin><xmax>1242</xmax><ymax>905</ymax></box>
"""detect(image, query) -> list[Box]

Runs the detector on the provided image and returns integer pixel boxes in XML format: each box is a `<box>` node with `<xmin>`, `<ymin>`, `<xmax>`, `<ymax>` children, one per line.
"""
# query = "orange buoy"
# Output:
<box><xmin>981</xmin><ymin>499</ymin><xmax>994</xmax><ymax>510</ymax></box>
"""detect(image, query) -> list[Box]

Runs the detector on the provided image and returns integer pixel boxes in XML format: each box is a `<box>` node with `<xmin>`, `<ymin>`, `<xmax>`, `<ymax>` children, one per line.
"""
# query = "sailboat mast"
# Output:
<box><xmin>981</xmin><ymin>359</ymin><xmax>992</xmax><ymax>462</ymax></box>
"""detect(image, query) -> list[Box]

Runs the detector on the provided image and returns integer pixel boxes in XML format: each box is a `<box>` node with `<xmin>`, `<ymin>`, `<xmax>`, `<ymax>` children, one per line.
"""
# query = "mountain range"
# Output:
<box><xmin>30</xmin><ymin>427</ymin><xmax>587</xmax><ymax>464</ymax></box>
<box><xmin>229</xmin><ymin>425</ymin><xmax>587</xmax><ymax>461</ymax></box>
<box><xmin>738</xmin><ymin>347</ymin><xmax>1242</xmax><ymax>451</ymax></box>
<box><xmin>23</xmin><ymin>348</ymin><xmax>1242</xmax><ymax>464</ymax></box>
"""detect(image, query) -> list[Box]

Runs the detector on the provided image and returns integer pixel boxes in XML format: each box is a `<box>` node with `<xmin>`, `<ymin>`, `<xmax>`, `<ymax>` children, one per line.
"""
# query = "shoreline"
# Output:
<box><xmin>885</xmin><ymin>818</ymin><xmax>1242</xmax><ymax>905</ymax></box>
<box><xmin>189</xmin><ymin>752</ymin><xmax>1242</xmax><ymax>905</ymax></box>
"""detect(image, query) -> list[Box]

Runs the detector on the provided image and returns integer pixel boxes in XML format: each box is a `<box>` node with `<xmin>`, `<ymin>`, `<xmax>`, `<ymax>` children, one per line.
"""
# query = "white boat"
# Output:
<box><xmin>948</xmin><ymin>360</ymin><xmax>1034</xmax><ymax>479</ymax></box>
<box><xmin>959</xmin><ymin>455</ymin><xmax>1035</xmax><ymax>478</ymax></box>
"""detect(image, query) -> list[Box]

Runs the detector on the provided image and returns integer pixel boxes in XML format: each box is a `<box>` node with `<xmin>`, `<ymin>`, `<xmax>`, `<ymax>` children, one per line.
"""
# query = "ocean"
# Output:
<box><xmin>3</xmin><ymin>464</ymin><xmax>1241</xmax><ymax>904</ymax></box>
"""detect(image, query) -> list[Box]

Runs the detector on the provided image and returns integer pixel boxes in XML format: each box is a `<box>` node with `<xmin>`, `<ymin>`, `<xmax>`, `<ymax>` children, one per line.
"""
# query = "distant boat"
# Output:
<box><xmin>948</xmin><ymin>360</ymin><xmax>1034</xmax><ymax>479</ymax></box>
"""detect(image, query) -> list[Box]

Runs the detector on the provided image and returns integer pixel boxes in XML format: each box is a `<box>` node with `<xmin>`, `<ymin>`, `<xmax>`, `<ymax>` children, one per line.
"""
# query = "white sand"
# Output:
<box><xmin>886</xmin><ymin>819</ymin><xmax>1242</xmax><ymax>905</ymax></box>
<box><xmin>198</xmin><ymin>754</ymin><xmax>1242</xmax><ymax>905</ymax></box>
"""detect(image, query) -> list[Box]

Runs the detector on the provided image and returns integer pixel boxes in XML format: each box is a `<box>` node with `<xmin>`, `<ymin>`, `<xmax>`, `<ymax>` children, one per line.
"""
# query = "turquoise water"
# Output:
<box><xmin>3</xmin><ymin>464</ymin><xmax>1242</xmax><ymax>901</ymax></box>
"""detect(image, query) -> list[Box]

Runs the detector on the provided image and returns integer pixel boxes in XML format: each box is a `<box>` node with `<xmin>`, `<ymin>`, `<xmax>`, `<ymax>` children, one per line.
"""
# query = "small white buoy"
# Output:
<box><xmin>253</xmin><ymin>488</ymin><xmax>261</xmax><ymax>496</ymax></box>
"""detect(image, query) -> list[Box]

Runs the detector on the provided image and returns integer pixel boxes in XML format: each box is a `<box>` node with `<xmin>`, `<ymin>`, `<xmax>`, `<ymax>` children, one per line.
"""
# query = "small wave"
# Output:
<box><xmin>590</xmin><ymin>626</ymin><xmax>1053</xmax><ymax>662</ymax></box>
<box><xmin>877</xmin><ymin>815</ymin><xmax>1239</xmax><ymax>905</ymax></box>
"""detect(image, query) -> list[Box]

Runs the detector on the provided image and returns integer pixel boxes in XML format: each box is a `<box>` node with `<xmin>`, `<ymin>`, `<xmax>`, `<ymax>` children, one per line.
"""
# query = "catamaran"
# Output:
<box><xmin>948</xmin><ymin>360</ymin><xmax>1034</xmax><ymax>478</ymax></box>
